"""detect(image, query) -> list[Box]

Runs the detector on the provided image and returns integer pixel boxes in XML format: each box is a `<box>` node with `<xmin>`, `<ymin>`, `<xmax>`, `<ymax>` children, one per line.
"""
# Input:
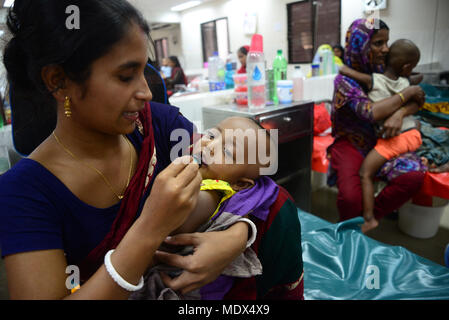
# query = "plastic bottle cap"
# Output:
<box><xmin>213</xmin><ymin>51</ymin><xmax>219</xmax><ymax>56</ymax></box>
<box><xmin>295</xmin><ymin>66</ymin><xmax>301</xmax><ymax>69</ymax></box>
<box><xmin>250</xmin><ymin>34</ymin><xmax>263</xmax><ymax>53</ymax></box>
<box><xmin>277</xmin><ymin>49</ymin><xmax>283</xmax><ymax>55</ymax></box>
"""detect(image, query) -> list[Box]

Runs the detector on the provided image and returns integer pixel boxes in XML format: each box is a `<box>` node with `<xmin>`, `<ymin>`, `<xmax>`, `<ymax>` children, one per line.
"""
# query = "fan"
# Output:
<box><xmin>364</xmin><ymin>0</ymin><xmax>387</xmax><ymax>11</ymax></box>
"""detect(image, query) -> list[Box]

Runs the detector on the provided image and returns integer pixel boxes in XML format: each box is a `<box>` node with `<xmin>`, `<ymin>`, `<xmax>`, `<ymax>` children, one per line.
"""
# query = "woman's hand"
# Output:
<box><xmin>140</xmin><ymin>156</ymin><xmax>202</xmax><ymax>238</ymax></box>
<box><xmin>154</xmin><ymin>222</ymin><xmax>249</xmax><ymax>294</ymax></box>
<box><xmin>381</xmin><ymin>109</ymin><xmax>404</xmax><ymax>138</ymax></box>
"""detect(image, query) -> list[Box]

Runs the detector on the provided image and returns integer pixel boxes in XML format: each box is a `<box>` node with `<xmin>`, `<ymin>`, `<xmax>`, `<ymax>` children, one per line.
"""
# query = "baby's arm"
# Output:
<box><xmin>170</xmin><ymin>190</ymin><xmax>220</xmax><ymax>235</ymax></box>
<box><xmin>339</xmin><ymin>65</ymin><xmax>373</xmax><ymax>90</ymax></box>
<box><xmin>409</xmin><ymin>73</ymin><xmax>424</xmax><ymax>85</ymax></box>
<box><xmin>157</xmin><ymin>190</ymin><xmax>220</xmax><ymax>254</ymax></box>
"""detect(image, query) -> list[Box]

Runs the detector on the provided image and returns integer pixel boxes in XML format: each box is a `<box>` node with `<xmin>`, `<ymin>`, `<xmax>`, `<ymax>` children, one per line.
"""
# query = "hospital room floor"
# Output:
<box><xmin>311</xmin><ymin>185</ymin><xmax>449</xmax><ymax>268</ymax></box>
<box><xmin>0</xmin><ymin>186</ymin><xmax>448</xmax><ymax>300</ymax></box>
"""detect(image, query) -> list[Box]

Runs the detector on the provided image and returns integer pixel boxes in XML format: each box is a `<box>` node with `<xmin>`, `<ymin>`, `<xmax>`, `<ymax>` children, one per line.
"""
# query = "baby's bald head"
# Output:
<box><xmin>387</xmin><ymin>39</ymin><xmax>420</xmax><ymax>75</ymax></box>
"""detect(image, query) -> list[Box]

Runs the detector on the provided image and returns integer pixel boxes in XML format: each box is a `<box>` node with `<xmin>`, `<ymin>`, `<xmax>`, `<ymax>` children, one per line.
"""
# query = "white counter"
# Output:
<box><xmin>302</xmin><ymin>74</ymin><xmax>336</xmax><ymax>102</ymax></box>
<box><xmin>170</xmin><ymin>74</ymin><xmax>336</xmax><ymax>130</ymax></box>
<box><xmin>169</xmin><ymin>89</ymin><xmax>235</xmax><ymax>131</ymax></box>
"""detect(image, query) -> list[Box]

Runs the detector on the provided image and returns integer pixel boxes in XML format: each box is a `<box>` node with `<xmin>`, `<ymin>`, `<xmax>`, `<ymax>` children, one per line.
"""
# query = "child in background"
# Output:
<box><xmin>160</xmin><ymin>57</ymin><xmax>172</xmax><ymax>78</ymax></box>
<box><xmin>132</xmin><ymin>117</ymin><xmax>304</xmax><ymax>300</ymax></box>
<box><xmin>339</xmin><ymin>39</ymin><xmax>425</xmax><ymax>233</ymax></box>
<box><xmin>237</xmin><ymin>46</ymin><xmax>249</xmax><ymax>74</ymax></box>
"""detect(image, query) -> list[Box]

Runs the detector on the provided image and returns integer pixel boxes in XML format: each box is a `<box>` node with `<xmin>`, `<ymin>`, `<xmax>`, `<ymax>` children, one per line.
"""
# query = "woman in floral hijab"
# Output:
<box><xmin>327</xmin><ymin>19</ymin><xmax>427</xmax><ymax>222</ymax></box>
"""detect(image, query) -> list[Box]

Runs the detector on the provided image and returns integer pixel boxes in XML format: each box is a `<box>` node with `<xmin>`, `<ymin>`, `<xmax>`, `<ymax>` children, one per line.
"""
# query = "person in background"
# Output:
<box><xmin>333</xmin><ymin>44</ymin><xmax>345</xmax><ymax>66</ymax></box>
<box><xmin>162</xmin><ymin>56</ymin><xmax>187</xmax><ymax>91</ymax></box>
<box><xmin>333</xmin><ymin>44</ymin><xmax>344</xmax><ymax>60</ymax></box>
<box><xmin>339</xmin><ymin>39</ymin><xmax>425</xmax><ymax>232</ymax></box>
<box><xmin>327</xmin><ymin>19</ymin><xmax>427</xmax><ymax>224</ymax></box>
<box><xmin>237</xmin><ymin>46</ymin><xmax>249</xmax><ymax>74</ymax></box>
<box><xmin>160</xmin><ymin>58</ymin><xmax>172</xmax><ymax>79</ymax></box>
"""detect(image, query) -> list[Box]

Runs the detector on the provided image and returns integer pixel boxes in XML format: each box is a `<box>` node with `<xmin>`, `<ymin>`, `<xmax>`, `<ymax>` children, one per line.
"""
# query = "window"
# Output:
<box><xmin>201</xmin><ymin>18</ymin><xmax>230</xmax><ymax>64</ymax></box>
<box><xmin>287</xmin><ymin>0</ymin><xmax>341</xmax><ymax>63</ymax></box>
<box><xmin>154</xmin><ymin>37</ymin><xmax>169</xmax><ymax>67</ymax></box>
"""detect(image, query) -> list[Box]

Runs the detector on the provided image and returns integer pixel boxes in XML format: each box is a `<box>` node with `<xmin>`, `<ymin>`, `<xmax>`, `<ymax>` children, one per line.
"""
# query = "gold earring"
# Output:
<box><xmin>64</xmin><ymin>96</ymin><xmax>72</xmax><ymax>118</ymax></box>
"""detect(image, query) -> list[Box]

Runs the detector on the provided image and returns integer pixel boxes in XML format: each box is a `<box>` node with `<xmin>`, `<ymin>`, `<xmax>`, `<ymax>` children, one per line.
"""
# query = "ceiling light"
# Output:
<box><xmin>3</xmin><ymin>0</ymin><xmax>14</xmax><ymax>7</ymax></box>
<box><xmin>171</xmin><ymin>1</ymin><xmax>201</xmax><ymax>12</ymax></box>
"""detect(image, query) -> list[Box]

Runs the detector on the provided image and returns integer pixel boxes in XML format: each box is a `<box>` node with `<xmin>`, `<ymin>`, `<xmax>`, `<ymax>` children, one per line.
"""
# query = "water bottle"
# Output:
<box><xmin>208</xmin><ymin>52</ymin><xmax>225</xmax><ymax>91</ymax></box>
<box><xmin>320</xmin><ymin>48</ymin><xmax>334</xmax><ymax>75</ymax></box>
<box><xmin>226</xmin><ymin>52</ymin><xmax>238</xmax><ymax>71</ymax></box>
<box><xmin>266</xmin><ymin>68</ymin><xmax>275</xmax><ymax>105</ymax></box>
<box><xmin>311</xmin><ymin>63</ymin><xmax>320</xmax><ymax>77</ymax></box>
<box><xmin>225</xmin><ymin>63</ymin><xmax>235</xmax><ymax>89</ymax></box>
<box><xmin>247</xmin><ymin>34</ymin><xmax>266</xmax><ymax>108</ymax></box>
<box><xmin>272</xmin><ymin>49</ymin><xmax>288</xmax><ymax>105</ymax></box>
<box><xmin>292</xmin><ymin>66</ymin><xmax>305</xmax><ymax>102</ymax></box>
<box><xmin>217</xmin><ymin>56</ymin><xmax>225</xmax><ymax>89</ymax></box>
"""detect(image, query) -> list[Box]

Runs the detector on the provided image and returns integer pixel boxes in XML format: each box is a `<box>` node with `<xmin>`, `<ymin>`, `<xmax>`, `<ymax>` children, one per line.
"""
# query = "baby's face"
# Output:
<box><xmin>193</xmin><ymin>117</ymin><xmax>270</xmax><ymax>184</ymax></box>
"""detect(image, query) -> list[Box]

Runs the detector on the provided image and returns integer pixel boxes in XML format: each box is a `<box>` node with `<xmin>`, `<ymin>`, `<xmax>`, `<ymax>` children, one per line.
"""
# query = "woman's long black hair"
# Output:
<box><xmin>3</xmin><ymin>0</ymin><xmax>156</xmax><ymax>155</ymax></box>
<box><xmin>168</xmin><ymin>56</ymin><xmax>182</xmax><ymax>69</ymax></box>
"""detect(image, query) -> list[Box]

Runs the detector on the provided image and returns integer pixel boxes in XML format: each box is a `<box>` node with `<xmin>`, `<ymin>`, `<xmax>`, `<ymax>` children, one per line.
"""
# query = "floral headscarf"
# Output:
<box><xmin>343</xmin><ymin>19</ymin><xmax>385</xmax><ymax>74</ymax></box>
<box><xmin>331</xmin><ymin>19</ymin><xmax>386</xmax><ymax>155</ymax></box>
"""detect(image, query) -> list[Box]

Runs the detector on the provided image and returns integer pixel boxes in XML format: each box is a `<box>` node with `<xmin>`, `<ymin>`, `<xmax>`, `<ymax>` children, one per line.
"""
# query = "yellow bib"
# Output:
<box><xmin>200</xmin><ymin>179</ymin><xmax>237</xmax><ymax>220</ymax></box>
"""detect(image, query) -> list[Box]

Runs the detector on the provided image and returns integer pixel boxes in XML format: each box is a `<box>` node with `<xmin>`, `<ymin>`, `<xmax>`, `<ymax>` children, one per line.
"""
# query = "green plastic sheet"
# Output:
<box><xmin>298</xmin><ymin>209</ymin><xmax>449</xmax><ymax>300</ymax></box>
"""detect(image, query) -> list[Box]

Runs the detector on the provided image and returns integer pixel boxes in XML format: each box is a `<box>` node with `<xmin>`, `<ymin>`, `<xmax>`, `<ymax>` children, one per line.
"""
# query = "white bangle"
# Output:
<box><xmin>104</xmin><ymin>250</ymin><xmax>144</xmax><ymax>292</ymax></box>
<box><xmin>238</xmin><ymin>218</ymin><xmax>257</xmax><ymax>248</ymax></box>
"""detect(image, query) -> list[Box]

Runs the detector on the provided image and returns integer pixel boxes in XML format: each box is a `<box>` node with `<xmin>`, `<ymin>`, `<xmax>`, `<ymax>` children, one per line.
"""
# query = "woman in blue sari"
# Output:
<box><xmin>0</xmin><ymin>0</ymin><xmax>250</xmax><ymax>299</ymax></box>
<box><xmin>1</xmin><ymin>0</ymin><xmax>304</xmax><ymax>300</ymax></box>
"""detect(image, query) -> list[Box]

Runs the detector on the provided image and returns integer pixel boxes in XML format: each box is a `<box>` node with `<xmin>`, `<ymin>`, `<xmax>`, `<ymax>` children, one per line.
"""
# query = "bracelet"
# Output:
<box><xmin>104</xmin><ymin>250</ymin><xmax>144</xmax><ymax>292</ymax></box>
<box><xmin>397</xmin><ymin>92</ymin><xmax>406</xmax><ymax>105</ymax></box>
<box><xmin>238</xmin><ymin>218</ymin><xmax>257</xmax><ymax>248</ymax></box>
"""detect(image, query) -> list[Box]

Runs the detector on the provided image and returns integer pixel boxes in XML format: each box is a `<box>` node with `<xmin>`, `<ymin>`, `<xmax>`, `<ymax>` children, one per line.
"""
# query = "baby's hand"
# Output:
<box><xmin>407</xmin><ymin>85</ymin><xmax>425</xmax><ymax>107</ymax></box>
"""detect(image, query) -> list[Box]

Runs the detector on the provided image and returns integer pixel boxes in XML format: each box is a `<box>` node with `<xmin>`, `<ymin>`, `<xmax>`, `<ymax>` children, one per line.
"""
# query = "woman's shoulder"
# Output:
<box><xmin>0</xmin><ymin>158</ymin><xmax>60</xmax><ymax>201</ymax></box>
<box><xmin>0</xmin><ymin>159</ymin><xmax>67</xmax><ymax>258</ymax></box>
<box><xmin>1</xmin><ymin>158</ymin><xmax>45</xmax><ymax>187</ymax></box>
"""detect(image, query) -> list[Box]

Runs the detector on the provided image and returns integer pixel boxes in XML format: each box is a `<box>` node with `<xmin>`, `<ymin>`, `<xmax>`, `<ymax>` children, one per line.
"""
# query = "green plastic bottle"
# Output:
<box><xmin>272</xmin><ymin>49</ymin><xmax>288</xmax><ymax>105</ymax></box>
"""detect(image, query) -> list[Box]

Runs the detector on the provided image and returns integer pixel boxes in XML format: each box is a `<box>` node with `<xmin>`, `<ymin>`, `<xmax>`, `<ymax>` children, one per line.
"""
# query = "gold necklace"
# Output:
<box><xmin>52</xmin><ymin>132</ymin><xmax>133</xmax><ymax>201</ymax></box>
